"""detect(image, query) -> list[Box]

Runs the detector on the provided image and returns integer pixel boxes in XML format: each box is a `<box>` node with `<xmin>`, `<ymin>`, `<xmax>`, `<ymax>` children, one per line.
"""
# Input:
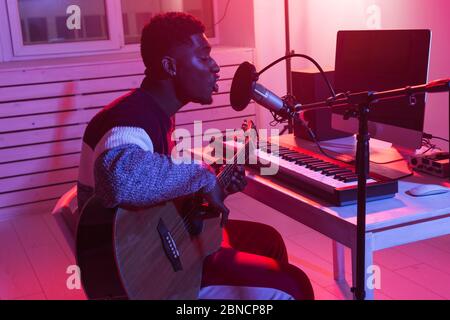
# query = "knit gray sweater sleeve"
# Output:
<box><xmin>94</xmin><ymin>144</ymin><xmax>217</xmax><ymax>208</ymax></box>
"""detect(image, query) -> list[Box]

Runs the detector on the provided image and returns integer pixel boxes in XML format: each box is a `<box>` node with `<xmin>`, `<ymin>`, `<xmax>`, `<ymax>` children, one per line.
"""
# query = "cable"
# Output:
<box><xmin>213</xmin><ymin>0</ymin><xmax>231</xmax><ymax>26</ymax></box>
<box><xmin>420</xmin><ymin>137</ymin><xmax>442</xmax><ymax>155</ymax></box>
<box><xmin>370</xmin><ymin>158</ymin><xmax>406</xmax><ymax>165</ymax></box>
<box><xmin>365</xmin><ymin>139</ymin><xmax>425</xmax><ymax>164</ymax></box>
<box><xmin>258</xmin><ymin>53</ymin><xmax>336</xmax><ymax>98</ymax></box>
<box><xmin>421</xmin><ymin>146</ymin><xmax>436</xmax><ymax>155</ymax></box>
<box><xmin>258</xmin><ymin>54</ymin><xmax>341</xmax><ymax>161</ymax></box>
<box><xmin>419</xmin><ymin>137</ymin><xmax>441</xmax><ymax>155</ymax></box>
<box><xmin>422</xmin><ymin>132</ymin><xmax>449</xmax><ymax>143</ymax></box>
<box><xmin>431</xmin><ymin>136</ymin><xmax>449</xmax><ymax>143</ymax></box>
<box><xmin>314</xmin><ymin>137</ymin><xmax>345</xmax><ymax>162</ymax></box>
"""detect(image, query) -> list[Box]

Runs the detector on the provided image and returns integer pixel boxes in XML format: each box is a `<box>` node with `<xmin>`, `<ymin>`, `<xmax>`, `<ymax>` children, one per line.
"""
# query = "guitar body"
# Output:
<box><xmin>76</xmin><ymin>197</ymin><xmax>222</xmax><ymax>300</ymax></box>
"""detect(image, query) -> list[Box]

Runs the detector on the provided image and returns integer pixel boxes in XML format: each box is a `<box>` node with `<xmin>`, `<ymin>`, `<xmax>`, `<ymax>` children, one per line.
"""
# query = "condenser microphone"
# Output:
<box><xmin>230</xmin><ymin>62</ymin><xmax>288</xmax><ymax>116</ymax></box>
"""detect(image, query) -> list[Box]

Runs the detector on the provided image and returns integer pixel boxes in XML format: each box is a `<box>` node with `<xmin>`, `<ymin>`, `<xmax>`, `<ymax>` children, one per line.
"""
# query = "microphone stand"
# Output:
<box><xmin>284</xmin><ymin>0</ymin><xmax>294</xmax><ymax>134</ymax></box>
<box><xmin>280</xmin><ymin>79</ymin><xmax>450</xmax><ymax>300</ymax></box>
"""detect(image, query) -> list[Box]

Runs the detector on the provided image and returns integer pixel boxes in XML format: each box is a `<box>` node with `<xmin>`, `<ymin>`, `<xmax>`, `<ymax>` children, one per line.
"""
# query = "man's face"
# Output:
<box><xmin>172</xmin><ymin>33</ymin><xmax>220</xmax><ymax>105</ymax></box>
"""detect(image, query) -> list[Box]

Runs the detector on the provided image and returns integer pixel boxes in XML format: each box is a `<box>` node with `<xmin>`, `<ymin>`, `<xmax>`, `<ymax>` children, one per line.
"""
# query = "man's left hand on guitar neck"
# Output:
<box><xmin>202</xmin><ymin>164</ymin><xmax>247</xmax><ymax>227</ymax></box>
<box><xmin>223</xmin><ymin>164</ymin><xmax>247</xmax><ymax>198</ymax></box>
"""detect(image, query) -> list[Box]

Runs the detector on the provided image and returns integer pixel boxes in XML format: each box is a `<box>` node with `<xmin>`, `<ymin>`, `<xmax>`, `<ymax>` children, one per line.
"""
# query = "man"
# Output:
<box><xmin>77</xmin><ymin>12</ymin><xmax>314</xmax><ymax>300</ymax></box>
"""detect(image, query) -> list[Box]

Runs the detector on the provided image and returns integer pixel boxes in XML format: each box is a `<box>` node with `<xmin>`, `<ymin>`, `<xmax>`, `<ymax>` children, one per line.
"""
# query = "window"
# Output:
<box><xmin>18</xmin><ymin>0</ymin><xmax>109</xmax><ymax>44</ymax></box>
<box><xmin>0</xmin><ymin>0</ymin><xmax>218</xmax><ymax>61</ymax></box>
<box><xmin>5</xmin><ymin>0</ymin><xmax>122</xmax><ymax>57</ymax></box>
<box><xmin>121</xmin><ymin>0</ymin><xmax>216</xmax><ymax>45</ymax></box>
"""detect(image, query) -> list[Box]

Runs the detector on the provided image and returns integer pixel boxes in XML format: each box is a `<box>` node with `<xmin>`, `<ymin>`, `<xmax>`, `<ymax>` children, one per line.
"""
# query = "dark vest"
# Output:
<box><xmin>82</xmin><ymin>79</ymin><xmax>175</xmax><ymax>156</ymax></box>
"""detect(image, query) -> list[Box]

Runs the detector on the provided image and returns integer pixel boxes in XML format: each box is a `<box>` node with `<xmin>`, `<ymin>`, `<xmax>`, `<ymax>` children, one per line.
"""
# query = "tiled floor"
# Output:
<box><xmin>1</xmin><ymin>192</ymin><xmax>449</xmax><ymax>300</ymax></box>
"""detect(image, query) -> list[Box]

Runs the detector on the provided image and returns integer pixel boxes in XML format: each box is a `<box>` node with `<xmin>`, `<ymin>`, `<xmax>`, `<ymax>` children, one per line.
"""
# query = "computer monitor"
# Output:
<box><xmin>331</xmin><ymin>29</ymin><xmax>431</xmax><ymax>150</ymax></box>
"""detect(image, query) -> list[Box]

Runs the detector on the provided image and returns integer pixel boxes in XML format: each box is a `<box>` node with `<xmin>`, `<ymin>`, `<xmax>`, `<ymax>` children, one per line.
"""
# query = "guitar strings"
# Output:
<box><xmin>169</xmin><ymin>136</ymin><xmax>254</xmax><ymax>243</ymax></box>
<box><xmin>168</xmin><ymin>123</ymin><xmax>258</xmax><ymax>242</ymax></box>
<box><xmin>169</xmin><ymin>146</ymin><xmax>243</xmax><ymax>242</ymax></box>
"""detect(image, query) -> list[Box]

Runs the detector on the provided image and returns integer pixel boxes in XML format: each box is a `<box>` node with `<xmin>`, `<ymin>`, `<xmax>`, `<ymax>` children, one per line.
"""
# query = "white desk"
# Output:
<box><xmin>242</xmin><ymin>134</ymin><xmax>450</xmax><ymax>299</ymax></box>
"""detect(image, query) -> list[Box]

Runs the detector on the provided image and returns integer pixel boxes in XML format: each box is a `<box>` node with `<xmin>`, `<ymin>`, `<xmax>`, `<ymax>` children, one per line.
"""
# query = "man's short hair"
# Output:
<box><xmin>141</xmin><ymin>12</ymin><xmax>206</xmax><ymax>76</ymax></box>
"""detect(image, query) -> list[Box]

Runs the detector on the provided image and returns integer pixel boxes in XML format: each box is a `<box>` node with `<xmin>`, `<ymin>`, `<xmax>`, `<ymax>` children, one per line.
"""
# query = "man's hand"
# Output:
<box><xmin>224</xmin><ymin>165</ymin><xmax>247</xmax><ymax>197</ymax></box>
<box><xmin>203</xmin><ymin>181</ymin><xmax>230</xmax><ymax>227</ymax></box>
<box><xmin>202</xmin><ymin>165</ymin><xmax>247</xmax><ymax>227</ymax></box>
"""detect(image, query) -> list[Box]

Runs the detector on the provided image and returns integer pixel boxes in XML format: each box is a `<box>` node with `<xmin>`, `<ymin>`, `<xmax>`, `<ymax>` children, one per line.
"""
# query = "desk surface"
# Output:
<box><xmin>269</xmin><ymin>134</ymin><xmax>450</xmax><ymax>232</ymax></box>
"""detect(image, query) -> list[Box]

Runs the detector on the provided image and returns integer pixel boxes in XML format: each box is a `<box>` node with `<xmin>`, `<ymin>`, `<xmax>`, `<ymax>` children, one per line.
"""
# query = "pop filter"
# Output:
<box><xmin>230</xmin><ymin>62</ymin><xmax>258</xmax><ymax>111</ymax></box>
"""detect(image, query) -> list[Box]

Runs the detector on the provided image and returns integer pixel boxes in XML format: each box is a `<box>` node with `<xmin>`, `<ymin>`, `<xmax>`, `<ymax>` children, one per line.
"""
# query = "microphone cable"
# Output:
<box><xmin>213</xmin><ymin>0</ymin><xmax>232</xmax><ymax>27</ymax></box>
<box><xmin>258</xmin><ymin>53</ymin><xmax>336</xmax><ymax>98</ymax></box>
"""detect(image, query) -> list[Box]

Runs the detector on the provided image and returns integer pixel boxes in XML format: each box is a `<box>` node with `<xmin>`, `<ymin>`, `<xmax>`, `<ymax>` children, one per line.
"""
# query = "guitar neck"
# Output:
<box><xmin>216</xmin><ymin>138</ymin><xmax>253</xmax><ymax>189</ymax></box>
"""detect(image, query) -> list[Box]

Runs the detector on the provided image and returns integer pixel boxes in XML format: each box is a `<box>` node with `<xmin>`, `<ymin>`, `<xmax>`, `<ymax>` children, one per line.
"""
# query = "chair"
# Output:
<box><xmin>51</xmin><ymin>185</ymin><xmax>79</xmax><ymax>251</ymax></box>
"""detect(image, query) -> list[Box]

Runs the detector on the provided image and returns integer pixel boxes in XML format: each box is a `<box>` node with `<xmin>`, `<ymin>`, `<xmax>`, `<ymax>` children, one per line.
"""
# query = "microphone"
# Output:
<box><xmin>230</xmin><ymin>62</ymin><xmax>290</xmax><ymax>117</ymax></box>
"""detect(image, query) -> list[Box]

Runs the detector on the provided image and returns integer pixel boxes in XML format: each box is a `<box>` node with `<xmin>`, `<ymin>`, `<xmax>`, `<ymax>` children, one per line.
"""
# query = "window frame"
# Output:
<box><xmin>0</xmin><ymin>0</ymin><xmax>220</xmax><ymax>62</ymax></box>
<box><xmin>118</xmin><ymin>0</ymin><xmax>220</xmax><ymax>53</ymax></box>
<box><xmin>0</xmin><ymin>32</ymin><xmax>4</xmax><ymax>62</ymax></box>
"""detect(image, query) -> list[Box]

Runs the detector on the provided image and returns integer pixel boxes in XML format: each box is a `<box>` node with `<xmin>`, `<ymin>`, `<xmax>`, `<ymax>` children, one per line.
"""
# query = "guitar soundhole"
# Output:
<box><xmin>157</xmin><ymin>218</ymin><xmax>183</xmax><ymax>272</ymax></box>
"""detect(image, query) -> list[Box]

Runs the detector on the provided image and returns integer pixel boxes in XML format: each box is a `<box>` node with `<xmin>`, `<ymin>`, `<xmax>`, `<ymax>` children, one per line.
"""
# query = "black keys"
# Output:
<box><xmin>323</xmin><ymin>167</ymin><xmax>347</xmax><ymax>174</ymax></box>
<box><xmin>278</xmin><ymin>150</ymin><xmax>294</xmax><ymax>155</ymax></box>
<box><xmin>283</xmin><ymin>154</ymin><xmax>310</xmax><ymax>162</ymax></box>
<box><xmin>335</xmin><ymin>172</ymin><xmax>354</xmax><ymax>179</ymax></box>
<box><xmin>323</xmin><ymin>168</ymin><xmax>350</xmax><ymax>176</ymax></box>
<box><xmin>281</xmin><ymin>154</ymin><xmax>303</xmax><ymax>162</ymax></box>
<box><xmin>334</xmin><ymin>173</ymin><xmax>359</xmax><ymax>182</ymax></box>
<box><xmin>296</xmin><ymin>158</ymin><xmax>322</xmax><ymax>166</ymax></box>
<box><xmin>305</xmin><ymin>161</ymin><xmax>326</xmax><ymax>169</ymax></box>
<box><xmin>313</xmin><ymin>163</ymin><xmax>337</xmax><ymax>170</ymax></box>
<box><xmin>266</xmin><ymin>143</ymin><xmax>363</xmax><ymax>184</ymax></box>
<box><xmin>278</xmin><ymin>148</ymin><xmax>295</xmax><ymax>154</ymax></box>
<box><xmin>281</xmin><ymin>152</ymin><xmax>302</xmax><ymax>158</ymax></box>
<box><xmin>290</xmin><ymin>154</ymin><xmax>312</xmax><ymax>160</ymax></box>
<box><xmin>343</xmin><ymin>176</ymin><xmax>359</xmax><ymax>183</ymax></box>
<box><xmin>307</xmin><ymin>162</ymin><xmax>335</xmax><ymax>171</ymax></box>
<box><xmin>278</xmin><ymin>152</ymin><xmax>299</xmax><ymax>159</ymax></box>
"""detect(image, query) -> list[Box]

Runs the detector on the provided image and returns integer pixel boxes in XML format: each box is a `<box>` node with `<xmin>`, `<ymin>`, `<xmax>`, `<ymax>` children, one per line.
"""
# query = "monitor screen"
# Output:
<box><xmin>332</xmin><ymin>29</ymin><xmax>431</xmax><ymax>150</ymax></box>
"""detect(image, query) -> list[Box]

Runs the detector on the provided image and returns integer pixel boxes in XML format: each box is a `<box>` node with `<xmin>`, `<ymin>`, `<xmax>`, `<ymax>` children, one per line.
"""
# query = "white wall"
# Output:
<box><xmin>288</xmin><ymin>0</ymin><xmax>450</xmax><ymax>150</ymax></box>
<box><xmin>217</xmin><ymin>0</ymin><xmax>255</xmax><ymax>48</ymax></box>
<box><xmin>252</xmin><ymin>0</ymin><xmax>288</xmax><ymax>132</ymax></box>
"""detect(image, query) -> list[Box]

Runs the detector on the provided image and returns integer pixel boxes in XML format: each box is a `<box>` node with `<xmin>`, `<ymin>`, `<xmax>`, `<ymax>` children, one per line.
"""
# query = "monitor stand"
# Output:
<box><xmin>317</xmin><ymin>135</ymin><xmax>409</xmax><ymax>163</ymax></box>
<box><xmin>317</xmin><ymin>135</ymin><xmax>414</xmax><ymax>180</ymax></box>
<box><xmin>293</xmin><ymin>108</ymin><xmax>413</xmax><ymax>163</ymax></box>
<box><xmin>294</xmin><ymin>108</ymin><xmax>353</xmax><ymax>141</ymax></box>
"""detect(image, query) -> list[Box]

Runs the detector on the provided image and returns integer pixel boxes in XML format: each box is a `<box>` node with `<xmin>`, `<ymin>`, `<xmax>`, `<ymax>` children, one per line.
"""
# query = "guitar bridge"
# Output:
<box><xmin>157</xmin><ymin>219</ymin><xmax>183</xmax><ymax>272</ymax></box>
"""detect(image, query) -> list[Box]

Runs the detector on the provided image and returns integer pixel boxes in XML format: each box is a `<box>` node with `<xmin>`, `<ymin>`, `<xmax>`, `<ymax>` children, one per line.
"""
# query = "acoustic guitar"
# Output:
<box><xmin>75</xmin><ymin>120</ymin><xmax>256</xmax><ymax>300</ymax></box>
